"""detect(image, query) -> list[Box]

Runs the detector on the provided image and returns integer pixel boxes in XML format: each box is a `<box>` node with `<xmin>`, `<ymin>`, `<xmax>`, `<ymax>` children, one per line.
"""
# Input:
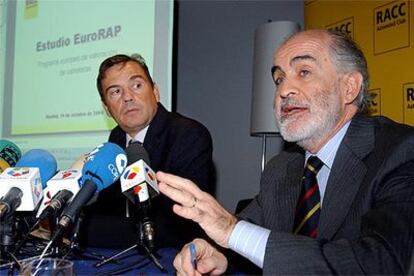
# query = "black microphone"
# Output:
<box><xmin>38</xmin><ymin>189</ymin><xmax>73</xmax><ymax>221</ymax></box>
<box><xmin>0</xmin><ymin>187</ymin><xmax>23</xmax><ymax>218</ymax></box>
<box><xmin>121</xmin><ymin>142</ymin><xmax>158</xmax><ymax>251</ymax></box>
<box><xmin>12</xmin><ymin>189</ymin><xmax>74</xmax><ymax>256</ymax></box>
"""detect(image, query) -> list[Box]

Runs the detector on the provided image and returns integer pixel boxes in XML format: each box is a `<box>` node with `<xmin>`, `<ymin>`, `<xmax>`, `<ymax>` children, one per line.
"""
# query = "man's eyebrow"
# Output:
<box><xmin>290</xmin><ymin>54</ymin><xmax>317</xmax><ymax>66</ymax></box>
<box><xmin>105</xmin><ymin>74</ymin><xmax>147</xmax><ymax>93</ymax></box>
<box><xmin>129</xmin><ymin>74</ymin><xmax>145</xmax><ymax>81</ymax></box>
<box><xmin>271</xmin><ymin>65</ymin><xmax>283</xmax><ymax>76</ymax></box>
<box><xmin>271</xmin><ymin>54</ymin><xmax>318</xmax><ymax>76</ymax></box>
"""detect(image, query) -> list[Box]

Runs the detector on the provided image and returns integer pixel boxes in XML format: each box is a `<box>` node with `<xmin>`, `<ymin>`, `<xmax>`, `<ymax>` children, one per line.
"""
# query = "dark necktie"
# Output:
<box><xmin>128</xmin><ymin>140</ymin><xmax>142</xmax><ymax>146</ymax></box>
<box><xmin>293</xmin><ymin>156</ymin><xmax>324</xmax><ymax>238</ymax></box>
<box><xmin>125</xmin><ymin>139</ymin><xmax>143</xmax><ymax>217</ymax></box>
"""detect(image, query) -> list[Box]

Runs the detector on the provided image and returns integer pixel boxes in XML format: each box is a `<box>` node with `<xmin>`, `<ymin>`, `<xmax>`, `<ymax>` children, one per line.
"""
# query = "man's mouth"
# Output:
<box><xmin>280</xmin><ymin>105</ymin><xmax>308</xmax><ymax>118</ymax></box>
<box><xmin>124</xmin><ymin>107</ymin><xmax>139</xmax><ymax>115</ymax></box>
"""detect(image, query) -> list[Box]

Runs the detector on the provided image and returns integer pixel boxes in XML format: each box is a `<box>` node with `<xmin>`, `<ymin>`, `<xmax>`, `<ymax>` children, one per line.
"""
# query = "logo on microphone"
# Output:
<box><xmin>61</xmin><ymin>170</ymin><xmax>77</xmax><ymax>179</ymax></box>
<box><xmin>123</xmin><ymin>166</ymin><xmax>140</xmax><ymax>180</ymax></box>
<box><xmin>116</xmin><ymin>153</ymin><xmax>127</xmax><ymax>174</ymax></box>
<box><xmin>44</xmin><ymin>190</ymin><xmax>53</xmax><ymax>205</ymax></box>
<box><xmin>108</xmin><ymin>163</ymin><xmax>120</xmax><ymax>180</ymax></box>
<box><xmin>8</xmin><ymin>167</ymin><xmax>30</xmax><ymax>177</ymax></box>
<box><xmin>145</xmin><ymin>167</ymin><xmax>155</xmax><ymax>181</ymax></box>
<box><xmin>33</xmin><ymin>178</ymin><xmax>42</xmax><ymax>198</ymax></box>
<box><xmin>85</xmin><ymin>143</ymin><xmax>104</xmax><ymax>162</ymax></box>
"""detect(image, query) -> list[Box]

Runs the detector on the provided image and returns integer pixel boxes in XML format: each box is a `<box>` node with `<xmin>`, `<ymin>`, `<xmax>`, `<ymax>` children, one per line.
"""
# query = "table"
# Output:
<box><xmin>0</xmin><ymin>247</ymin><xmax>178</xmax><ymax>275</ymax></box>
<box><xmin>72</xmin><ymin>247</ymin><xmax>178</xmax><ymax>275</ymax></box>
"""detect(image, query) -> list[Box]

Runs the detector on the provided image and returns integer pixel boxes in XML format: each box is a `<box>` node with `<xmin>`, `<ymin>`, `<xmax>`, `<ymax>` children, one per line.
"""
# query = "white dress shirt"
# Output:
<box><xmin>125</xmin><ymin>125</ymin><xmax>149</xmax><ymax>146</ymax></box>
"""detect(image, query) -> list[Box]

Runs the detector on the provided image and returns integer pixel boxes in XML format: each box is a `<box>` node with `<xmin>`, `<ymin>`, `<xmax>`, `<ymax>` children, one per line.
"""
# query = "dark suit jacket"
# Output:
<box><xmin>239</xmin><ymin>115</ymin><xmax>414</xmax><ymax>274</ymax></box>
<box><xmin>82</xmin><ymin>103</ymin><xmax>213</xmax><ymax>248</ymax></box>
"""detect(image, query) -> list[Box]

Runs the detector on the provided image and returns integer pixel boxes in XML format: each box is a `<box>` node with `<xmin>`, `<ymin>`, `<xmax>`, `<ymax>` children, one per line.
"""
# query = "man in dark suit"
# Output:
<box><xmin>81</xmin><ymin>54</ymin><xmax>213</xmax><ymax>249</ymax></box>
<box><xmin>157</xmin><ymin>29</ymin><xmax>414</xmax><ymax>275</ymax></box>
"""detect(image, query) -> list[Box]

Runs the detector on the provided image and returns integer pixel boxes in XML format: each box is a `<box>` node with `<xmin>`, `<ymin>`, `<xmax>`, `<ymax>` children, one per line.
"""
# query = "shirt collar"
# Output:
<box><xmin>126</xmin><ymin>125</ymin><xmax>149</xmax><ymax>146</ymax></box>
<box><xmin>305</xmin><ymin>121</ymin><xmax>351</xmax><ymax>169</ymax></box>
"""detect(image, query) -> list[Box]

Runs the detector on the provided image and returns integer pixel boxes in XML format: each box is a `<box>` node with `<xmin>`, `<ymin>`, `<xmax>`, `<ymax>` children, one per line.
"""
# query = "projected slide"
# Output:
<box><xmin>0</xmin><ymin>0</ymin><xmax>173</xmax><ymax>168</ymax></box>
<box><xmin>5</xmin><ymin>1</ymin><xmax>158</xmax><ymax>135</ymax></box>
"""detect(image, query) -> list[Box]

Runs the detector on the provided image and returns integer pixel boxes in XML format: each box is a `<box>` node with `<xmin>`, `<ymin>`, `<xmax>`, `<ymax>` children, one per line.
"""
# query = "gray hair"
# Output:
<box><xmin>326</xmin><ymin>30</ymin><xmax>370</xmax><ymax>112</ymax></box>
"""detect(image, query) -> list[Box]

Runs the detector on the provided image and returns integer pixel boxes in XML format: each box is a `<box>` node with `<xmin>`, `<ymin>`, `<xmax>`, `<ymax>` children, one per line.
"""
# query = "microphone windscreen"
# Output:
<box><xmin>81</xmin><ymin>142</ymin><xmax>127</xmax><ymax>191</ymax></box>
<box><xmin>0</xmin><ymin>139</ymin><xmax>22</xmax><ymax>171</ymax></box>
<box><xmin>15</xmin><ymin>149</ymin><xmax>57</xmax><ymax>187</ymax></box>
<box><xmin>125</xmin><ymin>142</ymin><xmax>150</xmax><ymax>165</ymax></box>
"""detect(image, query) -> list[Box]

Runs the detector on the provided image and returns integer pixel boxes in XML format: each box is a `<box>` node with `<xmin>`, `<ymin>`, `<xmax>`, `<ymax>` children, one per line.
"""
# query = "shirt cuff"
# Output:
<box><xmin>228</xmin><ymin>220</ymin><xmax>270</xmax><ymax>268</ymax></box>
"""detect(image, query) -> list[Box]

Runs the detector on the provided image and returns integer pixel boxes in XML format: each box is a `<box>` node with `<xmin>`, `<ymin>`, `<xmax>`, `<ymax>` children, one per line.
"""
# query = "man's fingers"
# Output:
<box><xmin>157</xmin><ymin>171</ymin><xmax>204</xmax><ymax>196</ymax></box>
<box><xmin>173</xmin><ymin>204</ymin><xmax>204</xmax><ymax>223</ymax></box>
<box><xmin>174</xmin><ymin>243</ymin><xmax>200</xmax><ymax>276</ymax></box>
<box><xmin>192</xmin><ymin>239</ymin><xmax>228</xmax><ymax>275</ymax></box>
<box><xmin>159</xmin><ymin>182</ymin><xmax>196</xmax><ymax>208</ymax></box>
<box><xmin>198</xmin><ymin>256</ymin><xmax>227</xmax><ymax>276</ymax></box>
<box><xmin>173</xmin><ymin>253</ymin><xmax>182</xmax><ymax>273</ymax></box>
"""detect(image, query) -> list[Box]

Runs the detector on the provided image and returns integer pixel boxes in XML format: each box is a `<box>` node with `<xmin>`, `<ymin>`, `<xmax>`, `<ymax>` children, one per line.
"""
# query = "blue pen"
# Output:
<box><xmin>189</xmin><ymin>242</ymin><xmax>197</xmax><ymax>269</ymax></box>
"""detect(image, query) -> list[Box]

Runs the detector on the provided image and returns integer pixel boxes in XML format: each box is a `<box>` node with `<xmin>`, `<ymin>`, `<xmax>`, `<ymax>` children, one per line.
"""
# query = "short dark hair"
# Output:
<box><xmin>96</xmin><ymin>54</ymin><xmax>154</xmax><ymax>102</ymax></box>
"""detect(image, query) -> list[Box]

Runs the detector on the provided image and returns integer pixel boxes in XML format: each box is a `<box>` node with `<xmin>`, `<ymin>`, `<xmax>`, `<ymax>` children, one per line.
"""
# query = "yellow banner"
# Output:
<box><xmin>305</xmin><ymin>0</ymin><xmax>414</xmax><ymax>126</ymax></box>
<box><xmin>403</xmin><ymin>82</ymin><xmax>414</xmax><ymax>125</ymax></box>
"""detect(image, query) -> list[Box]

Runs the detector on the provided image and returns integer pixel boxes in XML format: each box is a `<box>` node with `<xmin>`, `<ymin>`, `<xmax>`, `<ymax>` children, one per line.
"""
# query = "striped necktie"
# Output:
<box><xmin>293</xmin><ymin>156</ymin><xmax>324</xmax><ymax>238</ymax></box>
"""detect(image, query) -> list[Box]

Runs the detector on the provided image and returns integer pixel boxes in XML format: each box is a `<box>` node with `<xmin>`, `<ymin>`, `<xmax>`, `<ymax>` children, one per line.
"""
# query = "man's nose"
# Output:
<box><xmin>277</xmin><ymin>79</ymin><xmax>298</xmax><ymax>99</ymax></box>
<box><xmin>122</xmin><ymin>88</ymin><xmax>135</xmax><ymax>102</ymax></box>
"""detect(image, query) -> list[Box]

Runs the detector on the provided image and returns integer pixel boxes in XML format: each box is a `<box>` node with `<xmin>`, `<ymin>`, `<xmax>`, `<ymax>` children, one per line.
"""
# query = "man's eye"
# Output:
<box><xmin>274</xmin><ymin>77</ymin><xmax>284</xmax><ymax>86</ymax></box>
<box><xmin>108</xmin><ymin>89</ymin><xmax>121</xmax><ymax>98</ymax></box>
<box><xmin>132</xmin><ymin>83</ymin><xmax>142</xmax><ymax>90</ymax></box>
<box><xmin>299</xmin><ymin>70</ymin><xmax>311</xmax><ymax>77</ymax></box>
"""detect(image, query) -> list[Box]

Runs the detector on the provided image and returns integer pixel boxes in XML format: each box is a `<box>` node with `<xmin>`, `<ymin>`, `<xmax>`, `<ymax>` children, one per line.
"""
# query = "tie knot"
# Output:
<box><xmin>128</xmin><ymin>140</ymin><xmax>142</xmax><ymax>146</ymax></box>
<box><xmin>306</xmin><ymin>156</ymin><xmax>323</xmax><ymax>175</ymax></box>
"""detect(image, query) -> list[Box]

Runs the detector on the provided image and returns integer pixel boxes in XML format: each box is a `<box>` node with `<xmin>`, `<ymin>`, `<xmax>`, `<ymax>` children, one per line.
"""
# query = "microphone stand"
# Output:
<box><xmin>94</xmin><ymin>201</ymin><xmax>166</xmax><ymax>273</ymax></box>
<box><xmin>0</xmin><ymin>211</ymin><xmax>16</xmax><ymax>262</ymax></box>
<box><xmin>67</xmin><ymin>213</ymin><xmax>114</xmax><ymax>262</ymax></box>
<box><xmin>94</xmin><ymin>222</ymin><xmax>165</xmax><ymax>273</ymax></box>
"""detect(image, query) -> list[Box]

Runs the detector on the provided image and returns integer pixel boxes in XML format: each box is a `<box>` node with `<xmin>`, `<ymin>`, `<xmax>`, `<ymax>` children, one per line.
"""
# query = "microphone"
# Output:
<box><xmin>121</xmin><ymin>143</ymin><xmax>159</xmax><ymax>201</ymax></box>
<box><xmin>15</xmin><ymin>149</ymin><xmax>57</xmax><ymax>184</ymax></box>
<box><xmin>121</xmin><ymin>142</ymin><xmax>159</xmax><ymax>250</ymax></box>
<box><xmin>35</xmin><ymin>152</ymin><xmax>94</xmax><ymax>221</ymax></box>
<box><xmin>36</xmin><ymin>169</ymin><xmax>82</xmax><ymax>219</ymax></box>
<box><xmin>12</xmin><ymin>188</ymin><xmax>74</xmax><ymax>255</ymax></box>
<box><xmin>37</xmin><ymin>189</ymin><xmax>73</xmax><ymax>221</ymax></box>
<box><xmin>0</xmin><ymin>187</ymin><xmax>23</xmax><ymax>218</ymax></box>
<box><xmin>0</xmin><ymin>139</ymin><xmax>22</xmax><ymax>173</ymax></box>
<box><xmin>14</xmin><ymin>168</ymin><xmax>82</xmax><ymax>256</ymax></box>
<box><xmin>43</xmin><ymin>143</ymin><xmax>126</xmax><ymax>257</ymax></box>
<box><xmin>0</xmin><ymin>149</ymin><xmax>56</xmax><ymax>256</ymax></box>
<box><xmin>57</xmin><ymin>142</ymin><xmax>127</xmax><ymax>231</ymax></box>
<box><xmin>0</xmin><ymin>149</ymin><xmax>57</xmax><ymax>215</ymax></box>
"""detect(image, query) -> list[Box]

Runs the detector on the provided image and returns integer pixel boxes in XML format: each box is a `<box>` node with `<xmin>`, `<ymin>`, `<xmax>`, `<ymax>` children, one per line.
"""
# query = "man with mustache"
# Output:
<box><xmin>81</xmin><ymin>54</ymin><xmax>213</xmax><ymax>249</ymax></box>
<box><xmin>157</xmin><ymin>29</ymin><xmax>414</xmax><ymax>275</ymax></box>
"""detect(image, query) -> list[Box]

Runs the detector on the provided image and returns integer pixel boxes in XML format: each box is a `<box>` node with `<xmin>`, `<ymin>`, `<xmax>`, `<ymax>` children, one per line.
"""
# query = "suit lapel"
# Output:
<box><xmin>273</xmin><ymin>151</ymin><xmax>304</xmax><ymax>232</ymax></box>
<box><xmin>108</xmin><ymin>126</ymin><xmax>127</xmax><ymax>149</ymax></box>
<box><xmin>286</xmin><ymin>155</ymin><xmax>305</xmax><ymax>231</ymax></box>
<box><xmin>319</xmin><ymin>116</ymin><xmax>375</xmax><ymax>239</ymax></box>
<box><xmin>143</xmin><ymin>103</ymin><xmax>168</xmax><ymax>168</ymax></box>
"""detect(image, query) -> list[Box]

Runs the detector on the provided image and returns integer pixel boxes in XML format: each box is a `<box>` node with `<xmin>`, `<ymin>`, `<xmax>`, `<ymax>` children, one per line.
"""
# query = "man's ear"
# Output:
<box><xmin>153</xmin><ymin>83</ymin><xmax>160</xmax><ymax>102</ymax></box>
<box><xmin>102</xmin><ymin>102</ymin><xmax>112</xmax><ymax>117</ymax></box>
<box><xmin>342</xmin><ymin>72</ymin><xmax>363</xmax><ymax>104</ymax></box>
